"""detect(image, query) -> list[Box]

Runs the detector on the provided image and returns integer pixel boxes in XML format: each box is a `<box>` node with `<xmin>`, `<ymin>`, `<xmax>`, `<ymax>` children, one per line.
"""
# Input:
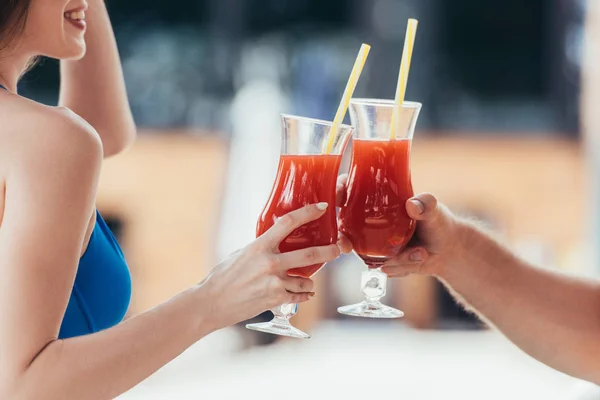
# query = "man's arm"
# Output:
<box><xmin>444</xmin><ymin>222</ymin><xmax>600</xmax><ymax>382</ymax></box>
<box><xmin>380</xmin><ymin>193</ymin><xmax>600</xmax><ymax>383</ymax></box>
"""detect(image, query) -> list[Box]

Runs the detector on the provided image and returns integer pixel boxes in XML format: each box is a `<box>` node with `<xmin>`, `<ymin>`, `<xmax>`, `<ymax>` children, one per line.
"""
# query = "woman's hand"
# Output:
<box><xmin>202</xmin><ymin>203</ymin><xmax>342</xmax><ymax>329</ymax></box>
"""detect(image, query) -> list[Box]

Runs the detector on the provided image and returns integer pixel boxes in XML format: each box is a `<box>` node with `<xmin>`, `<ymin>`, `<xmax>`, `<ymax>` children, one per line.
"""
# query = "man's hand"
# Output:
<box><xmin>335</xmin><ymin>173</ymin><xmax>468</xmax><ymax>276</ymax></box>
<box><xmin>381</xmin><ymin>193</ymin><xmax>469</xmax><ymax>278</ymax></box>
<box><xmin>335</xmin><ymin>174</ymin><xmax>353</xmax><ymax>254</ymax></box>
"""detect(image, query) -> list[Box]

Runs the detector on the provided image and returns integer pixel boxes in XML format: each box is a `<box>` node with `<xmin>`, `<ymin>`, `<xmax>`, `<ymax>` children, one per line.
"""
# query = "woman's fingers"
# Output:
<box><xmin>276</xmin><ymin>244</ymin><xmax>341</xmax><ymax>271</ymax></box>
<box><xmin>259</xmin><ymin>203</ymin><xmax>329</xmax><ymax>249</ymax></box>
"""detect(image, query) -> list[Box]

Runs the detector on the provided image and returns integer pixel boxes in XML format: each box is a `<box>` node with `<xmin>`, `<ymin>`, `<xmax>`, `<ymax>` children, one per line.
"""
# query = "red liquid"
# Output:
<box><xmin>257</xmin><ymin>154</ymin><xmax>342</xmax><ymax>278</ymax></box>
<box><xmin>339</xmin><ymin>139</ymin><xmax>415</xmax><ymax>267</ymax></box>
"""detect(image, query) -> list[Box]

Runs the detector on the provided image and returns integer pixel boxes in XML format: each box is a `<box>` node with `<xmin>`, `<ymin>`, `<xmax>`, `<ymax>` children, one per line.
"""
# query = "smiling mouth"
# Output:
<box><xmin>64</xmin><ymin>10</ymin><xmax>87</xmax><ymax>30</ymax></box>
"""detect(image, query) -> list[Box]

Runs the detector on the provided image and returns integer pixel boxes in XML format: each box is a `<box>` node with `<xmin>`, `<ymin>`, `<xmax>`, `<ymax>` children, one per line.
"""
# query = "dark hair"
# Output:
<box><xmin>0</xmin><ymin>0</ymin><xmax>37</xmax><ymax>77</ymax></box>
<box><xmin>0</xmin><ymin>0</ymin><xmax>31</xmax><ymax>50</ymax></box>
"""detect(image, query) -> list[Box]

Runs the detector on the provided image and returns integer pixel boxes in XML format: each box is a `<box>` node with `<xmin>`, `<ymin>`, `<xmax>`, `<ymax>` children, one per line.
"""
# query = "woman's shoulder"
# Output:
<box><xmin>0</xmin><ymin>96</ymin><xmax>102</xmax><ymax>230</ymax></box>
<box><xmin>0</xmin><ymin>96</ymin><xmax>103</xmax><ymax>171</ymax></box>
<box><xmin>1</xmin><ymin>95</ymin><xmax>101</xmax><ymax>149</ymax></box>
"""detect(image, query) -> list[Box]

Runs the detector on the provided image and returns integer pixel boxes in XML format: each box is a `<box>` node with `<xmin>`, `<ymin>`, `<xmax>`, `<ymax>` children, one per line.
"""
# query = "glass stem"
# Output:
<box><xmin>270</xmin><ymin>303</ymin><xmax>298</xmax><ymax>325</ymax></box>
<box><xmin>361</xmin><ymin>267</ymin><xmax>387</xmax><ymax>306</ymax></box>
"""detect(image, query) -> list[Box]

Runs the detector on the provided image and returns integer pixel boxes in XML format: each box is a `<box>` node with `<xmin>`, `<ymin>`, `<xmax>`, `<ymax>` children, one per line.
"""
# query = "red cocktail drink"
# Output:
<box><xmin>339</xmin><ymin>139</ymin><xmax>415</xmax><ymax>267</ymax></box>
<box><xmin>257</xmin><ymin>154</ymin><xmax>342</xmax><ymax>278</ymax></box>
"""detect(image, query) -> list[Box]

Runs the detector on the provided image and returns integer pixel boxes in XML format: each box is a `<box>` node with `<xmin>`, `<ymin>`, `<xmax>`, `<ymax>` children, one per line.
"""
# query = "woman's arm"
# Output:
<box><xmin>18</xmin><ymin>287</ymin><xmax>217</xmax><ymax>400</ymax></box>
<box><xmin>0</xmin><ymin>110</ymin><xmax>103</xmax><ymax>394</ymax></box>
<box><xmin>1</xmin><ymin>113</ymin><xmax>339</xmax><ymax>399</ymax></box>
<box><xmin>59</xmin><ymin>0</ymin><xmax>135</xmax><ymax>158</ymax></box>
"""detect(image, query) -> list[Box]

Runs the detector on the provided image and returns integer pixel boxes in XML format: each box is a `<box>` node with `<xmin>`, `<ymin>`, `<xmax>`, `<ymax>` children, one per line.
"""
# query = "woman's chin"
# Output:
<box><xmin>54</xmin><ymin>43</ymin><xmax>87</xmax><ymax>61</ymax></box>
<box><xmin>66</xmin><ymin>47</ymin><xmax>87</xmax><ymax>61</ymax></box>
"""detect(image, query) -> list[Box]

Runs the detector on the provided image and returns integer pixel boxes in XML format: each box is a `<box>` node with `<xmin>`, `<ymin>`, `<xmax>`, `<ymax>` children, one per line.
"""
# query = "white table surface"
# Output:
<box><xmin>118</xmin><ymin>320</ymin><xmax>590</xmax><ymax>400</ymax></box>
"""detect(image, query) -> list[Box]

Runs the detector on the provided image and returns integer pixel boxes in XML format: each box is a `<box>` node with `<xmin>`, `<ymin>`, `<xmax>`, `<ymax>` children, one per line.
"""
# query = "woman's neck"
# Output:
<box><xmin>0</xmin><ymin>50</ymin><xmax>35</xmax><ymax>92</ymax></box>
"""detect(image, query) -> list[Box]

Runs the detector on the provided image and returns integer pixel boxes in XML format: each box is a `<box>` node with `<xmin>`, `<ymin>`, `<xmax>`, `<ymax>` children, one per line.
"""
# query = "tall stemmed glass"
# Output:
<box><xmin>337</xmin><ymin>99</ymin><xmax>421</xmax><ymax>318</ymax></box>
<box><xmin>246</xmin><ymin>114</ymin><xmax>352</xmax><ymax>338</ymax></box>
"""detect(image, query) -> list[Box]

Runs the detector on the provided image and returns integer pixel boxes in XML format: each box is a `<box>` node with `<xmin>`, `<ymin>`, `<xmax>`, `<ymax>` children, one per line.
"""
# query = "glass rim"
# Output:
<box><xmin>280</xmin><ymin>113</ymin><xmax>353</xmax><ymax>130</ymax></box>
<box><xmin>349</xmin><ymin>98</ymin><xmax>422</xmax><ymax>109</ymax></box>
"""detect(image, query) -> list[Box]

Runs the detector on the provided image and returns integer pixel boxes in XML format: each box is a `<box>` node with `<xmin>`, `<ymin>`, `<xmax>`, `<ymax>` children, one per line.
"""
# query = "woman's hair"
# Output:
<box><xmin>0</xmin><ymin>0</ymin><xmax>37</xmax><ymax>76</ymax></box>
<box><xmin>0</xmin><ymin>0</ymin><xmax>31</xmax><ymax>51</ymax></box>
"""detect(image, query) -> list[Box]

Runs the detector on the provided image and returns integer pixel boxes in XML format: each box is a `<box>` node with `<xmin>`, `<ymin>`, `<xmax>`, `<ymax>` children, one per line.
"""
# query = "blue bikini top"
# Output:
<box><xmin>59</xmin><ymin>211</ymin><xmax>132</xmax><ymax>338</ymax></box>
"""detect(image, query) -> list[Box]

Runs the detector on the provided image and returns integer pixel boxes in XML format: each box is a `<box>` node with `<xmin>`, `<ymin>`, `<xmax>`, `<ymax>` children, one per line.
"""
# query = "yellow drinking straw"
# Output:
<box><xmin>390</xmin><ymin>18</ymin><xmax>418</xmax><ymax>140</ymax></box>
<box><xmin>323</xmin><ymin>43</ymin><xmax>371</xmax><ymax>154</ymax></box>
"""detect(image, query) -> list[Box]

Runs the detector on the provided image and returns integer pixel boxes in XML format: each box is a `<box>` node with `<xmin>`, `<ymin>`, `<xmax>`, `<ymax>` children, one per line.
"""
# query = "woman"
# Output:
<box><xmin>0</xmin><ymin>1</ymin><xmax>347</xmax><ymax>398</ymax></box>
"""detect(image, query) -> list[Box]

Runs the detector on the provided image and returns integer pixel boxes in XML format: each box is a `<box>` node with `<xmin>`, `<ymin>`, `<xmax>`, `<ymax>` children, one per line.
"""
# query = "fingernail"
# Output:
<box><xmin>409</xmin><ymin>199</ymin><xmax>425</xmax><ymax>214</ymax></box>
<box><xmin>409</xmin><ymin>250</ymin><xmax>423</xmax><ymax>262</ymax></box>
<box><xmin>308</xmin><ymin>292</ymin><xmax>316</xmax><ymax>297</ymax></box>
<box><xmin>316</xmin><ymin>202</ymin><xmax>328</xmax><ymax>210</ymax></box>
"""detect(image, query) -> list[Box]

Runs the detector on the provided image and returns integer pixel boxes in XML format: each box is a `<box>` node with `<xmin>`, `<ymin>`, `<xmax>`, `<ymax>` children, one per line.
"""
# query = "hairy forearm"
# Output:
<box><xmin>9</xmin><ymin>285</ymin><xmax>218</xmax><ymax>400</ymax></box>
<box><xmin>440</xmin><ymin>222</ymin><xmax>600</xmax><ymax>383</ymax></box>
<box><xmin>59</xmin><ymin>0</ymin><xmax>135</xmax><ymax>156</ymax></box>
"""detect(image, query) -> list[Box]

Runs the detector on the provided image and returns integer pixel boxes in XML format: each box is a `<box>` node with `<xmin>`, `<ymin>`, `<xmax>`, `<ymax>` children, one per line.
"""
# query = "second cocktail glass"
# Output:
<box><xmin>338</xmin><ymin>98</ymin><xmax>422</xmax><ymax>318</ymax></box>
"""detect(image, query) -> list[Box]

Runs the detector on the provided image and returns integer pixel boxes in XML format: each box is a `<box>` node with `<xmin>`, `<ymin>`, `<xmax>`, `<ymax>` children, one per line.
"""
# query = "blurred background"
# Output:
<box><xmin>21</xmin><ymin>0</ymin><xmax>600</xmax><ymax>398</ymax></box>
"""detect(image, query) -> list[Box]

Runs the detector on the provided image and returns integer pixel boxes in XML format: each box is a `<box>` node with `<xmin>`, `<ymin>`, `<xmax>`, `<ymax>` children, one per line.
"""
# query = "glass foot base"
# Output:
<box><xmin>337</xmin><ymin>301</ymin><xmax>404</xmax><ymax>319</ymax></box>
<box><xmin>245</xmin><ymin>320</ymin><xmax>311</xmax><ymax>339</ymax></box>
